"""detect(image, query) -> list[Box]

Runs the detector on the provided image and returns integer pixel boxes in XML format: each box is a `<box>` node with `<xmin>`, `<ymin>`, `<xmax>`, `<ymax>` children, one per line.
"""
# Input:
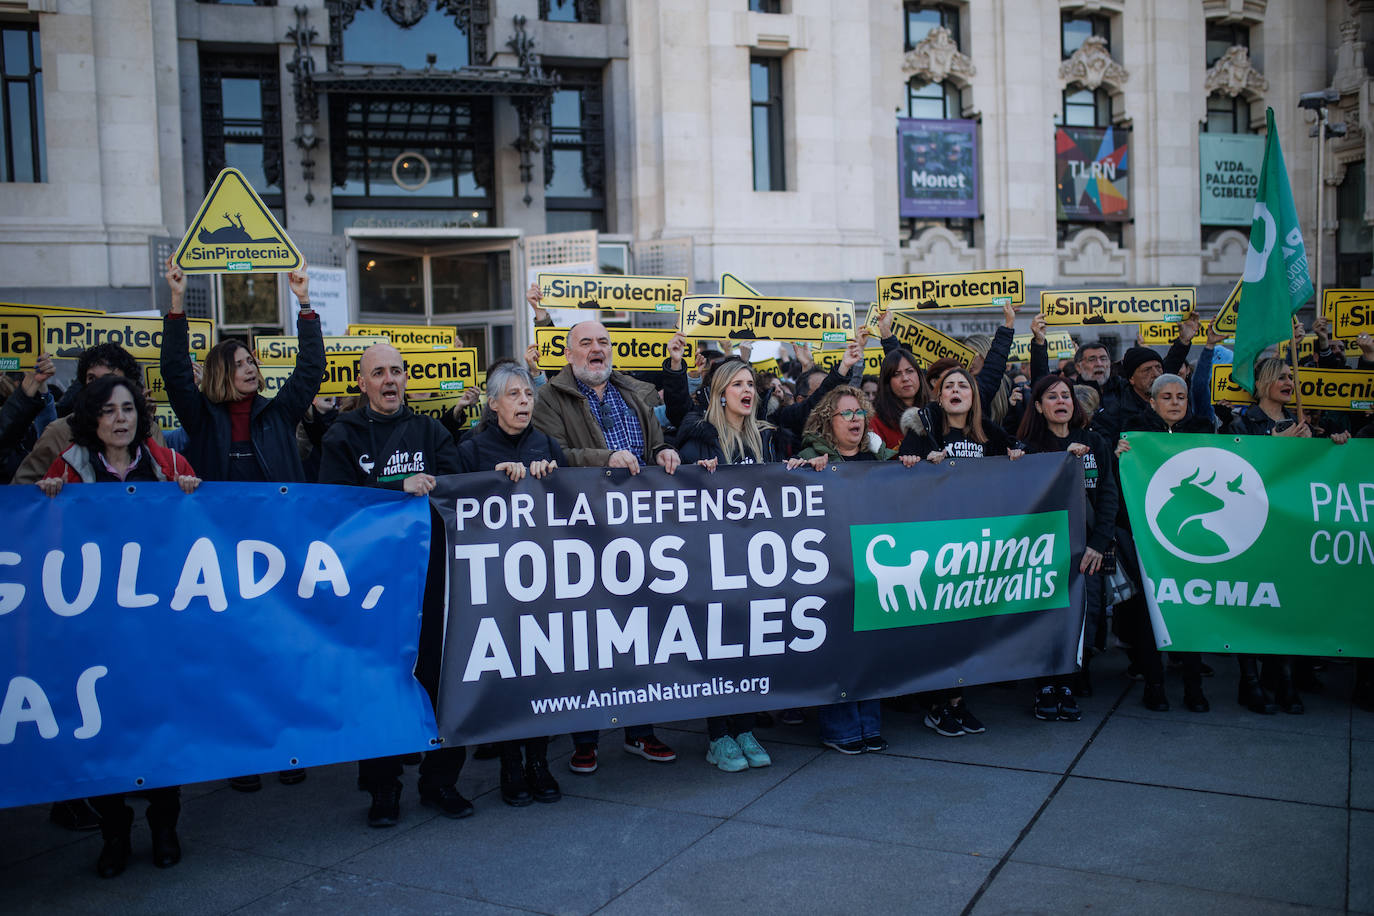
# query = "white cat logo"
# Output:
<box><xmin>865</xmin><ymin>535</ymin><xmax>930</xmax><ymax>612</ymax></box>
<box><xmin>358</xmin><ymin>453</ymin><xmax>375</xmax><ymax>474</ymax></box>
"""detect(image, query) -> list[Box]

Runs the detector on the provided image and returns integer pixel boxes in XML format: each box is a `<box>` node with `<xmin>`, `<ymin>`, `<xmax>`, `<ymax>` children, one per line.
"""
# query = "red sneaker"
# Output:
<box><xmin>568</xmin><ymin>743</ymin><xmax>598</xmax><ymax>774</ymax></box>
<box><xmin>624</xmin><ymin>735</ymin><xmax>677</xmax><ymax>762</ymax></box>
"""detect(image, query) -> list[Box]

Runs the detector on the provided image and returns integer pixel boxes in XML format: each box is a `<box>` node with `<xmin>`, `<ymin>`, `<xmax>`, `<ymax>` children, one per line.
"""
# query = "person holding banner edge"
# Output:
<box><xmin>1017</xmin><ymin>375</ymin><xmax>1117</xmax><ymax>722</ymax></box>
<box><xmin>36</xmin><ymin>374</ymin><xmax>201</xmax><ymax>877</ymax></box>
<box><xmin>675</xmin><ymin>358</ymin><xmax>780</xmax><ymax>771</ymax></box>
<box><xmin>163</xmin><ymin>256</ymin><xmax>323</xmax><ymax>791</ymax></box>
<box><xmin>454</xmin><ymin>360</ymin><xmax>565</xmax><ymax>805</ymax></box>
<box><xmin>792</xmin><ymin>385</ymin><xmax>920</xmax><ymax>753</ymax></box>
<box><xmin>318</xmin><ymin>342</ymin><xmax>472</xmax><ymax>825</ymax></box>
<box><xmin>530</xmin><ymin>317</ymin><xmax>682</xmax><ymax>772</ymax></box>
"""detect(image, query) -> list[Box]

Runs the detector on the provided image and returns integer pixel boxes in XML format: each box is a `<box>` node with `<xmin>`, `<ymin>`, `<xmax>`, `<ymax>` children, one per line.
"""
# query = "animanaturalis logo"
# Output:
<box><xmin>1143</xmin><ymin>447</ymin><xmax>1268</xmax><ymax>564</ymax></box>
<box><xmin>850</xmin><ymin>511</ymin><xmax>1070</xmax><ymax>631</ymax></box>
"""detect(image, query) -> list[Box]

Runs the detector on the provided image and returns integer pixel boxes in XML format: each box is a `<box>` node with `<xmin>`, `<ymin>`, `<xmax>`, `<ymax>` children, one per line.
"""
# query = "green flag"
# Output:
<box><xmin>1234</xmin><ymin>107</ymin><xmax>1313</xmax><ymax>394</ymax></box>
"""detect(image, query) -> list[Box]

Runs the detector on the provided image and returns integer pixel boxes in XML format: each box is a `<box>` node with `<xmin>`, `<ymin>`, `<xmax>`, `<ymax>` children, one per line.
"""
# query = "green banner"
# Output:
<box><xmin>1119</xmin><ymin>433</ymin><xmax>1373</xmax><ymax>657</ymax></box>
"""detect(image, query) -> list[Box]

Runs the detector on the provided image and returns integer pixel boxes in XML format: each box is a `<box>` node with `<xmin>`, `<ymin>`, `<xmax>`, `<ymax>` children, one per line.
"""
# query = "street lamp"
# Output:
<box><xmin>1299</xmin><ymin>88</ymin><xmax>1341</xmax><ymax>296</ymax></box>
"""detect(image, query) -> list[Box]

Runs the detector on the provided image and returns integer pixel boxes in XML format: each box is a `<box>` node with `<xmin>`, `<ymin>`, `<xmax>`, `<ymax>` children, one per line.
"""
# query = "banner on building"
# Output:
<box><xmin>1055</xmin><ymin>125</ymin><xmax>1130</xmax><ymax>221</ymax></box>
<box><xmin>1199</xmin><ymin>134</ymin><xmax>1264</xmax><ymax>226</ymax></box>
<box><xmin>679</xmin><ymin>296</ymin><xmax>856</xmax><ymax>343</ymax></box>
<box><xmin>0</xmin><ymin>484</ymin><xmax>438</xmax><ymax>809</ymax></box>
<box><xmin>1323</xmin><ymin>289</ymin><xmax>1374</xmax><ymax>341</ymax></box>
<box><xmin>534</xmin><ymin>327</ymin><xmax>694</xmax><ymax>372</ymax></box>
<box><xmin>536</xmin><ymin>274</ymin><xmax>688</xmax><ymax>314</ymax></box>
<box><xmin>897</xmin><ymin>118</ymin><xmax>980</xmax><ymax>219</ymax></box>
<box><xmin>41</xmin><ymin>315</ymin><xmax>215</xmax><ymax>361</ymax></box>
<box><xmin>432</xmin><ymin>458</ymin><xmax>1086</xmax><ymax>745</ymax></box>
<box><xmin>875</xmin><ymin>269</ymin><xmax>1024</xmax><ymax>311</ymax></box>
<box><xmin>347</xmin><ymin>324</ymin><xmax>458</xmax><ymax>349</ymax></box>
<box><xmin>0</xmin><ymin>312</ymin><xmax>41</xmax><ymax>370</ymax></box>
<box><xmin>1041</xmin><ymin>288</ymin><xmax>1194</xmax><ymax>326</ymax></box>
<box><xmin>1119</xmin><ymin>433</ymin><xmax>1374</xmax><ymax>656</ymax></box>
<box><xmin>1210</xmin><ymin>363</ymin><xmax>1374</xmax><ymax>411</ymax></box>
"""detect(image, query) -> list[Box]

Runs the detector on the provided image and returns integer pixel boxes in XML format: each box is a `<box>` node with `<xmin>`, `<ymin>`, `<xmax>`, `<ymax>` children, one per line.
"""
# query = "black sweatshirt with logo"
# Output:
<box><xmin>318</xmin><ymin>405</ymin><xmax>461</xmax><ymax>489</ymax></box>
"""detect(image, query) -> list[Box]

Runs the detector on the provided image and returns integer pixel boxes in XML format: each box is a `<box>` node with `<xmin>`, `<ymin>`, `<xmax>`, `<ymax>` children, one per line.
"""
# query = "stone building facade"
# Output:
<box><xmin>0</xmin><ymin>0</ymin><xmax>1370</xmax><ymax>358</ymax></box>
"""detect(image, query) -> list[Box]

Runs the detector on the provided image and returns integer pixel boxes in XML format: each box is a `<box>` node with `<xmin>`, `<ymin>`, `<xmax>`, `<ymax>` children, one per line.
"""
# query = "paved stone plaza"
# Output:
<box><xmin>2</xmin><ymin>650</ymin><xmax>1369</xmax><ymax>915</ymax></box>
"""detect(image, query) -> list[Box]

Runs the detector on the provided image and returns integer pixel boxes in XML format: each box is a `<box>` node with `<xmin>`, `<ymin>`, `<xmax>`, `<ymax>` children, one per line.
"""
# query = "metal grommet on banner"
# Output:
<box><xmin>1223</xmin><ymin>643</ymin><xmax>1231</xmax><ymax>650</ymax></box>
<box><xmin>289</xmin><ymin>757</ymin><xmax>299</xmax><ymax>766</ymax></box>
<box><xmin>279</xmin><ymin>486</ymin><xmax>288</xmax><ymax>495</ymax></box>
<box><xmin>429</xmin><ymin>737</ymin><xmax>441</xmax><ymax>746</ymax></box>
<box><xmin>126</xmin><ymin>486</ymin><xmax>136</xmax><ymax>494</ymax></box>
<box><xmin>839</xmin><ymin>691</ymin><xmax>847</xmax><ymax>698</ymax></box>
<box><xmin>135</xmin><ymin>777</ymin><xmax>145</xmax><ymax>786</ymax></box>
<box><xmin>610</xmin><ymin>717</ymin><xmax>618</xmax><ymax>724</ymax></box>
<box><xmin>957</xmin><ymin>678</ymin><xmax>964</xmax><ymax>684</ymax></box>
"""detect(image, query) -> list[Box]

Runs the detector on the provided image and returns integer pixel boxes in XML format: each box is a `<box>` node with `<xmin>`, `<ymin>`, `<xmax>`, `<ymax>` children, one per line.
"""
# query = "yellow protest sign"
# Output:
<box><xmin>1211</xmin><ymin>363</ymin><xmax>1374</xmax><ymax>411</ymax></box>
<box><xmin>679</xmin><ymin>295</ymin><xmax>855</xmax><ymax>343</ymax></box>
<box><xmin>536</xmin><ymin>273</ymin><xmax>687</xmax><ymax>313</ymax></box>
<box><xmin>1323</xmin><ymin>289</ymin><xmax>1374</xmax><ymax>340</ymax></box>
<box><xmin>875</xmin><ymin>269</ymin><xmax>1024</xmax><ymax>310</ymax></box>
<box><xmin>0</xmin><ymin>312</ymin><xmax>41</xmax><ymax>370</ymax></box>
<box><xmin>41</xmin><ymin>314</ymin><xmax>213</xmax><ymax>360</ymax></box>
<box><xmin>0</xmin><ymin>301</ymin><xmax>103</xmax><ymax>315</ymax></box>
<box><xmin>1276</xmin><ymin>335</ymin><xmax>1317</xmax><ymax>363</ymax></box>
<box><xmin>174</xmin><ymin>167</ymin><xmax>302</xmax><ymax>274</ymax></box>
<box><xmin>1139</xmin><ymin>322</ymin><xmax>1214</xmax><ymax>347</ymax></box>
<box><xmin>813</xmin><ymin>347</ymin><xmax>885</xmax><ymax>375</ymax></box>
<box><xmin>884</xmin><ymin>312</ymin><xmax>977</xmax><ymax>367</ymax></box>
<box><xmin>347</xmin><ymin>324</ymin><xmax>457</xmax><ymax>349</ymax></box>
<box><xmin>749</xmin><ymin>357</ymin><xmax>781</xmax><ymax>376</ymax></box>
<box><xmin>720</xmin><ymin>273</ymin><xmax>763</xmax><ymax>297</ymax></box>
<box><xmin>1211</xmin><ymin>280</ymin><xmax>1240</xmax><ymax>335</ymax></box>
<box><xmin>153</xmin><ymin>403</ymin><xmax>180</xmax><ymax>432</ymax></box>
<box><xmin>405</xmin><ymin>391</ymin><xmax>471</xmax><ymax>423</ymax></box>
<box><xmin>1040</xmin><ymin>287</ymin><xmax>1195</xmax><ymax>325</ymax></box>
<box><xmin>316</xmin><ymin>347</ymin><xmax>480</xmax><ymax>396</ymax></box>
<box><xmin>1007</xmin><ymin>331</ymin><xmax>1077</xmax><ymax>364</ymax></box>
<box><xmin>255</xmin><ymin>335</ymin><xmax>390</xmax><ymax>366</ymax></box>
<box><xmin>144</xmin><ymin>364</ymin><xmax>294</xmax><ymax>402</ymax></box>
<box><xmin>534</xmin><ymin>327</ymin><xmax>692</xmax><ymax>372</ymax></box>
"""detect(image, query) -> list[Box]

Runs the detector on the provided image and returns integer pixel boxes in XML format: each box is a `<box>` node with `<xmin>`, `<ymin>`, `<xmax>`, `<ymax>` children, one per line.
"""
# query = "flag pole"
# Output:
<box><xmin>1290</xmin><ymin>316</ymin><xmax>1305</xmax><ymax>424</ymax></box>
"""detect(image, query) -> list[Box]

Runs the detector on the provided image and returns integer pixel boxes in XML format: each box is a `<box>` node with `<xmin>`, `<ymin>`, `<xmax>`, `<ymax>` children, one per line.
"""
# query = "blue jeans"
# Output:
<box><xmin>818</xmin><ymin>700</ymin><xmax>881</xmax><ymax>744</ymax></box>
<box><xmin>572</xmin><ymin>724</ymin><xmax>653</xmax><ymax>746</ymax></box>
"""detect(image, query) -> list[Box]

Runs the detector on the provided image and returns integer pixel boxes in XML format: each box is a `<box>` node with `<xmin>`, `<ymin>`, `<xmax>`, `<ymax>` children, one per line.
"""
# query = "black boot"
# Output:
<box><xmin>147</xmin><ymin>788</ymin><xmax>182</xmax><ymax>869</ymax></box>
<box><xmin>1267</xmin><ymin>658</ymin><xmax>1304</xmax><ymax>715</ymax></box>
<box><xmin>525</xmin><ymin>757</ymin><xmax>562</xmax><ymax>804</ymax></box>
<box><xmin>500</xmin><ymin>746</ymin><xmax>533</xmax><ymax>807</ymax></box>
<box><xmin>1181</xmin><ymin>652</ymin><xmax>1209</xmax><ymax>712</ymax></box>
<box><xmin>1237</xmin><ymin>655</ymin><xmax>1277</xmax><ymax>714</ymax></box>
<box><xmin>94</xmin><ymin>802</ymin><xmax>133</xmax><ymax>878</ymax></box>
<box><xmin>1142</xmin><ymin>683</ymin><xmax>1170</xmax><ymax>712</ymax></box>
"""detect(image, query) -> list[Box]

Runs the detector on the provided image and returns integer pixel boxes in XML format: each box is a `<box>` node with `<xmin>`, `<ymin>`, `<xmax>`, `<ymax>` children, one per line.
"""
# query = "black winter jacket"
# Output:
<box><xmin>318</xmin><ymin>405</ymin><xmax>462</xmax><ymax>489</ymax></box>
<box><xmin>161</xmin><ymin>312</ymin><xmax>325</xmax><ymax>482</ymax></box>
<box><xmin>675</xmin><ymin>412</ymin><xmax>779</xmax><ymax>464</ymax></box>
<box><xmin>1023</xmin><ymin>427</ymin><xmax>1118</xmax><ymax>555</ymax></box>
<box><xmin>456</xmin><ymin>421</ymin><xmax>565</xmax><ymax>472</ymax></box>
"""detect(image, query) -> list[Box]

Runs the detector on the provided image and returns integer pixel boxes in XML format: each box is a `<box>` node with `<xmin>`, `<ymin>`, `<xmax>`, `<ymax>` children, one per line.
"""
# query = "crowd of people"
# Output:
<box><xmin>5</xmin><ymin>265</ymin><xmax>1372</xmax><ymax>878</ymax></box>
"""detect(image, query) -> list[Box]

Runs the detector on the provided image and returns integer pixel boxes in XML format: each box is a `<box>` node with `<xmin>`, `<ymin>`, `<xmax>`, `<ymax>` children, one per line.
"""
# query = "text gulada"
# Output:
<box><xmin>453</xmin><ymin>485</ymin><xmax>831</xmax><ymax>681</ymax></box>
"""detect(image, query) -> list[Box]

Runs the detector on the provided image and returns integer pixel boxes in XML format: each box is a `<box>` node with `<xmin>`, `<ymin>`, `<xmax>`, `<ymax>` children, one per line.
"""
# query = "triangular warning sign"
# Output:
<box><xmin>720</xmin><ymin>273</ymin><xmax>763</xmax><ymax>297</ymax></box>
<box><xmin>1212</xmin><ymin>279</ymin><xmax>1241</xmax><ymax>335</ymax></box>
<box><xmin>174</xmin><ymin>168</ymin><xmax>302</xmax><ymax>274</ymax></box>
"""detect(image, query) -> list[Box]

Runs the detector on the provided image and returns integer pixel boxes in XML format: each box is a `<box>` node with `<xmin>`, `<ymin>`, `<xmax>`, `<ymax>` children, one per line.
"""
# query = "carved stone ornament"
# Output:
<box><xmin>1204</xmin><ymin>45</ymin><xmax>1269</xmax><ymax>99</ymax></box>
<box><xmin>382</xmin><ymin>0</ymin><xmax>428</xmax><ymax>27</ymax></box>
<box><xmin>1058</xmin><ymin>35</ymin><xmax>1129</xmax><ymax>92</ymax></box>
<box><xmin>901</xmin><ymin>26</ymin><xmax>976</xmax><ymax>89</ymax></box>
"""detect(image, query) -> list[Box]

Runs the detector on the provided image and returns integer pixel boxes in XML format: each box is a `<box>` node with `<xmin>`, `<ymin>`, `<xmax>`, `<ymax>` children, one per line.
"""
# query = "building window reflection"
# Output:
<box><xmin>1</xmin><ymin>22</ymin><xmax>46</xmax><ymax>183</ymax></box>
<box><xmin>199</xmin><ymin>52</ymin><xmax>283</xmax><ymax>204</ymax></box>
<box><xmin>544</xmin><ymin>68</ymin><xmax>606</xmax><ymax>232</ymax></box>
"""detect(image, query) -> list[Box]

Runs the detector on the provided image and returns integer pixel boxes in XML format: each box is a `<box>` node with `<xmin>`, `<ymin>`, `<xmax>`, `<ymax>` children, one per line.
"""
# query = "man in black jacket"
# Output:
<box><xmin>318</xmin><ymin>343</ymin><xmax>470</xmax><ymax>827</ymax></box>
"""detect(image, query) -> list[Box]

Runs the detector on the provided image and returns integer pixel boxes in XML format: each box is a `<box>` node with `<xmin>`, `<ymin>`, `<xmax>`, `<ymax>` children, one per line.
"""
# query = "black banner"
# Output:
<box><xmin>433</xmin><ymin>455</ymin><xmax>1086</xmax><ymax>745</ymax></box>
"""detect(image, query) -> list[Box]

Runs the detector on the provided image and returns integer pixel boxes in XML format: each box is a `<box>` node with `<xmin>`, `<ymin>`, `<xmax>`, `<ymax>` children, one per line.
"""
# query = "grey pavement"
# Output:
<box><xmin>2</xmin><ymin>649</ymin><xmax>1369</xmax><ymax>915</ymax></box>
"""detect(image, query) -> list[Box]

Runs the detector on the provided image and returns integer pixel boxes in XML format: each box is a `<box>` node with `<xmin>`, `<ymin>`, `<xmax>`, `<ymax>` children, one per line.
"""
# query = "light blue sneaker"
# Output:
<box><xmin>706</xmin><ymin>735</ymin><xmax>747</xmax><ymax>772</ymax></box>
<box><xmin>735</xmin><ymin>731</ymin><xmax>771</xmax><ymax>768</ymax></box>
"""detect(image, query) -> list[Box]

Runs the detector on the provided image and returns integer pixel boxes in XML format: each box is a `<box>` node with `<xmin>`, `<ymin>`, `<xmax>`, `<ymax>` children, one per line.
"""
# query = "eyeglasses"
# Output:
<box><xmin>596</xmin><ymin>399</ymin><xmax>615</xmax><ymax>433</ymax></box>
<box><xmin>837</xmin><ymin>408</ymin><xmax>868</xmax><ymax>420</ymax></box>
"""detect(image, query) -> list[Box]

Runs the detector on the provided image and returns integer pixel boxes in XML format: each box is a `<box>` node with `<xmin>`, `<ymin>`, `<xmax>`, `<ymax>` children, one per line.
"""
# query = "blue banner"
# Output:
<box><xmin>1</xmin><ymin>483</ymin><xmax>438</xmax><ymax>809</ymax></box>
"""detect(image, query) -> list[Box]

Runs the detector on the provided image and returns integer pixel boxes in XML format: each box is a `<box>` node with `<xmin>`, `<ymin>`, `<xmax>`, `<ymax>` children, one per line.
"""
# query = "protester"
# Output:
<box><xmin>318</xmin><ymin>343</ymin><xmax>471</xmax><ymax>826</ymax></box>
<box><xmin>162</xmin><ymin>257</ymin><xmax>321</xmax><ymax>790</ymax></box>
<box><xmin>792</xmin><ymin>385</ymin><xmax>918</xmax><ymax>753</ymax></box>
<box><xmin>455</xmin><ymin>361</ymin><xmax>565</xmax><ymax>805</ymax></box>
<box><xmin>37</xmin><ymin>374</ymin><xmax>200</xmax><ymax>877</ymax></box>
<box><xmin>13</xmin><ymin>344</ymin><xmax>165</xmax><ymax>486</ymax></box>
<box><xmin>1017</xmin><ymin>375</ymin><xmax>1117</xmax><ymax>721</ymax></box>
<box><xmin>869</xmin><ymin>348</ymin><xmax>927</xmax><ymax>449</ymax></box>
<box><xmin>676</xmin><ymin>358</ymin><xmax>778</xmax><ymax>771</ymax></box>
<box><xmin>1114</xmin><ymin>374</ymin><xmax>1212</xmax><ymax>712</ymax></box>
<box><xmin>530</xmin><ymin>318</ymin><xmax>681</xmax><ymax>773</ymax></box>
<box><xmin>0</xmin><ymin>354</ymin><xmax>56</xmax><ymax>481</ymax></box>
